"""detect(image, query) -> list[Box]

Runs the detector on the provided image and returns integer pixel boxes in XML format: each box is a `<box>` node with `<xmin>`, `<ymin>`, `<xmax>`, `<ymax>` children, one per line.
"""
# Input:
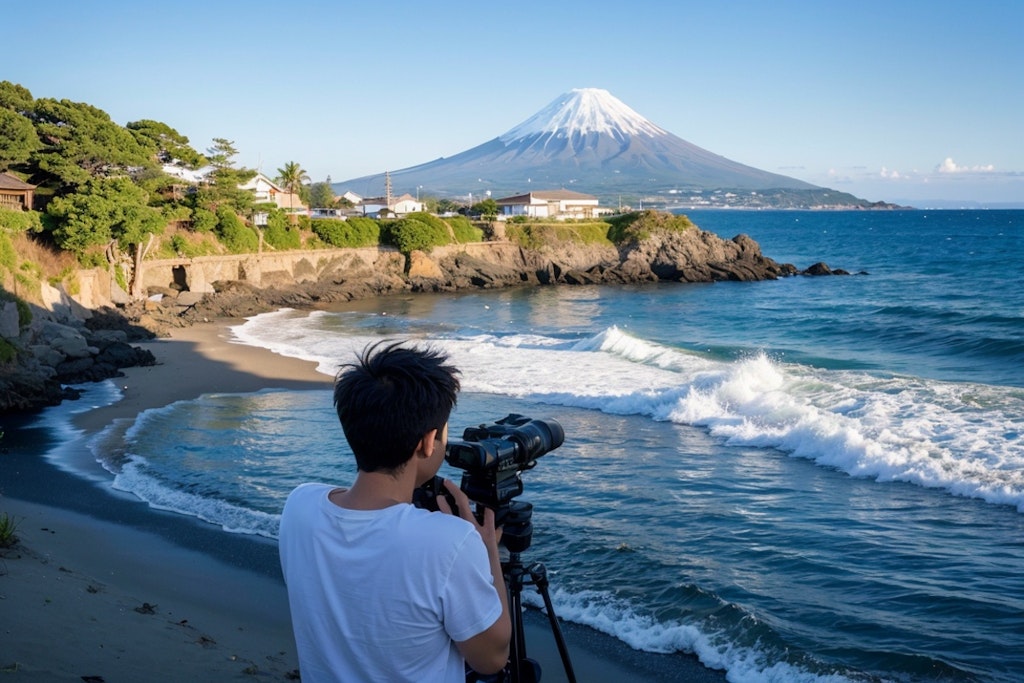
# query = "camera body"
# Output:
<box><xmin>414</xmin><ymin>413</ymin><xmax>563</xmax><ymax>517</ymax></box>
<box><xmin>447</xmin><ymin>413</ymin><xmax>564</xmax><ymax>509</ymax></box>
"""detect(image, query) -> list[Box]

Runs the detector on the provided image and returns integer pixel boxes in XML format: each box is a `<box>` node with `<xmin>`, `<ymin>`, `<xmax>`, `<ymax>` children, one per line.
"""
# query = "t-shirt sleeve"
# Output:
<box><xmin>441</xmin><ymin>531</ymin><xmax>503</xmax><ymax>643</ymax></box>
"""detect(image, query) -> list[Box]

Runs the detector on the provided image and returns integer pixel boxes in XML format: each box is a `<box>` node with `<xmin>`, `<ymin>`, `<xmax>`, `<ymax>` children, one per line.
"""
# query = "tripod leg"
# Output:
<box><xmin>530</xmin><ymin>565</ymin><xmax>577</xmax><ymax>683</ymax></box>
<box><xmin>508</xmin><ymin>581</ymin><xmax>525</xmax><ymax>682</ymax></box>
<box><xmin>504</xmin><ymin>560</ymin><xmax>542</xmax><ymax>683</ymax></box>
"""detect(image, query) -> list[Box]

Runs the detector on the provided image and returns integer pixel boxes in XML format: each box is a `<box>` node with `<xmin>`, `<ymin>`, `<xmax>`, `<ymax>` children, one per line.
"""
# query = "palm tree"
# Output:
<box><xmin>275</xmin><ymin>161</ymin><xmax>310</xmax><ymax>216</ymax></box>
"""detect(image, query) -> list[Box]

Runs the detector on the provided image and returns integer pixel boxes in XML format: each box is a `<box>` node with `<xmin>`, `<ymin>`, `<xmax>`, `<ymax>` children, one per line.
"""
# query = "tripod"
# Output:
<box><xmin>472</xmin><ymin>500</ymin><xmax>576</xmax><ymax>683</ymax></box>
<box><xmin>502</xmin><ymin>549</ymin><xmax>577</xmax><ymax>683</ymax></box>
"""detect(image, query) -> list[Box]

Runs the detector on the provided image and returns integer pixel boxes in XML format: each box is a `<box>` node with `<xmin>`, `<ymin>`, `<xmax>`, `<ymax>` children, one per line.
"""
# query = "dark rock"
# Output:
<box><xmin>802</xmin><ymin>262</ymin><xmax>833</xmax><ymax>276</ymax></box>
<box><xmin>800</xmin><ymin>262</ymin><xmax>854</xmax><ymax>276</ymax></box>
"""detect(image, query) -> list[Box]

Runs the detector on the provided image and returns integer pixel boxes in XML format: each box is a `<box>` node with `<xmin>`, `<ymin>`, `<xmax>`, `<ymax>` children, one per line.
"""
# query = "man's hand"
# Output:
<box><xmin>437</xmin><ymin>479</ymin><xmax>503</xmax><ymax>549</ymax></box>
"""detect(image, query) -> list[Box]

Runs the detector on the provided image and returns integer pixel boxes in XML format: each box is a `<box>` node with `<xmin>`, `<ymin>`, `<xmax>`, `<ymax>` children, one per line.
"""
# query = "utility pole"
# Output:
<box><xmin>385</xmin><ymin>171</ymin><xmax>392</xmax><ymax>211</ymax></box>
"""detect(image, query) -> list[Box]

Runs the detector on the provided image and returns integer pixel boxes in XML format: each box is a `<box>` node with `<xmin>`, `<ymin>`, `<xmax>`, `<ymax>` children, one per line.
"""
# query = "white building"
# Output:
<box><xmin>359</xmin><ymin>193</ymin><xmax>424</xmax><ymax>217</ymax></box>
<box><xmin>239</xmin><ymin>172</ymin><xmax>307</xmax><ymax>213</ymax></box>
<box><xmin>495</xmin><ymin>189</ymin><xmax>601</xmax><ymax>219</ymax></box>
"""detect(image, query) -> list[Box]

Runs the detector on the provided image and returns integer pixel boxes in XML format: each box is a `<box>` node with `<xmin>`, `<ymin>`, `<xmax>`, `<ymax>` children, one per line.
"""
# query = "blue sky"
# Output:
<box><xmin>7</xmin><ymin>0</ymin><xmax>1022</xmax><ymax>206</ymax></box>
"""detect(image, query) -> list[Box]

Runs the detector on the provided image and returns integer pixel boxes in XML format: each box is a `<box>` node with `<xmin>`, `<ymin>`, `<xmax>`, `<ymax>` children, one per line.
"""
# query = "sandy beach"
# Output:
<box><xmin>0</xmin><ymin>320</ymin><xmax>726</xmax><ymax>682</ymax></box>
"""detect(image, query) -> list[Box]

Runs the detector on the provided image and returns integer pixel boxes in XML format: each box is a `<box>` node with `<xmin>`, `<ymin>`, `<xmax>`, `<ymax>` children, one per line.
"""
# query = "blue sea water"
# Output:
<box><xmin>40</xmin><ymin>210</ymin><xmax>1024</xmax><ymax>681</ymax></box>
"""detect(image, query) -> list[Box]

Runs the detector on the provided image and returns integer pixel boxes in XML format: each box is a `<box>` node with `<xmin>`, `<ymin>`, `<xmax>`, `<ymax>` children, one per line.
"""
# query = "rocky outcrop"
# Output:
<box><xmin>1</xmin><ymin>224</ymin><xmax>846</xmax><ymax>414</ymax></box>
<box><xmin>612</xmin><ymin>231</ymin><xmax>798</xmax><ymax>282</ymax></box>
<box><xmin>1</xmin><ymin>297</ymin><xmax>156</xmax><ymax>413</ymax></box>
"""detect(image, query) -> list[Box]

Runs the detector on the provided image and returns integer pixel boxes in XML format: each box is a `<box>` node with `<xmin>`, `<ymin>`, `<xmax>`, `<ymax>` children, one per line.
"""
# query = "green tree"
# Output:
<box><xmin>275</xmin><ymin>161</ymin><xmax>310</xmax><ymax>213</ymax></box>
<box><xmin>46</xmin><ymin>177</ymin><xmax>165</xmax><ymax>256</ymax></box>
<box><xmin>308</xmin><ymin>181</ymin><xmax>335</xmax><ymax>209</ymax></box>
<box><xmin>437</xmin><ymin>198</ymin><xmax>465</xmax><ymax>215</ymax></box>
<box><xmin>206</xmin><ymin>138</ymin><xmax>239</xmax><ymax>170</ymax></box>
<box><xmin>0</xmin><ymin>109</ymin><xmax>40</xmax><ymax>170</ymax></box>
<box><xmin>0</xmin><ymin>81</ymin><xmax>34</xmax><ymax>113</ymax></box>
<box><xmin>191</xmin><ymin>138</ymin><xmax>254</xmax><ymax>214</ymax></box>
<box><xmin>471</xmin><ymin>198</ymin><xmax>499</xmax><ymax>219</ymax></box>
<box><xmin>126</xmin><ymin>119</ymin><xmax>205</xmax><ymax>167</ymax></box>
<box><xmin>30</xmin><ymin>98</ymin><xmax>155</xmax><ymax>190</ymax></box>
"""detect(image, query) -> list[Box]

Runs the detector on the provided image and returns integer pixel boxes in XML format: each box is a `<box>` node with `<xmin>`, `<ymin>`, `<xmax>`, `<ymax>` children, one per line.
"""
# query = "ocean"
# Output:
<box><xmin>32</xmin><ymin>210</ymin><xmax>1024</xmax><ymax>682</ymax></box>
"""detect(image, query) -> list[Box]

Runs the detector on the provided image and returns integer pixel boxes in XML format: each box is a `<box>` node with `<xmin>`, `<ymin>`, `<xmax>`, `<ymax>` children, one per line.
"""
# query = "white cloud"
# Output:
<box><xmin>936</xmin><ymin>157</ymin><xmax>996</xmax><ymax>174</ymax></box>
<box><xmin>880</xmin><ymin>166</ymin><xmax>902</xmax><ymax>180</ymax></box>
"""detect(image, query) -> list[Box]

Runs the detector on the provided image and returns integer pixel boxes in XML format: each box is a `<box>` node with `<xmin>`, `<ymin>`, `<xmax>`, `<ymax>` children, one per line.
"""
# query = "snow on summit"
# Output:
<box><xmin>500</xmin><ymin>88</ymin><xmax>667</xmax><ymax>142</ymax></box>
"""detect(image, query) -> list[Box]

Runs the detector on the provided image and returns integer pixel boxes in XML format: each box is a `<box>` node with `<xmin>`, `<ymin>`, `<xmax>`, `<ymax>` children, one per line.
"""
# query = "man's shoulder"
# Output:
<box><xmin>283</xmin><ymin>482</ymin><xmax>331</xmax><ymax>509</ymax></box>
<box><xmin>288</xmin><ymin>482</ymin><xmax>332</xmax><ymax>497</ymax></box>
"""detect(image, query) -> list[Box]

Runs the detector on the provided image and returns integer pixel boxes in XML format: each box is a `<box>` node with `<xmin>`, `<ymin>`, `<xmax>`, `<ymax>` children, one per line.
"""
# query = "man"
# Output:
<box><xmin>279</xmin><ymin>341</ymin><xmax>511</xmax><ymax>682</ymax></box>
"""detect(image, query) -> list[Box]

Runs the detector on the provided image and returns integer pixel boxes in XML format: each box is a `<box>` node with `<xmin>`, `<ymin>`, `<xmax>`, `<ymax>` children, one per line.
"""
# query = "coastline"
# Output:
<box><xmin>1</xmin><ymin>319</ymin><xmax>726</xmax><ymax>682</ymax></box>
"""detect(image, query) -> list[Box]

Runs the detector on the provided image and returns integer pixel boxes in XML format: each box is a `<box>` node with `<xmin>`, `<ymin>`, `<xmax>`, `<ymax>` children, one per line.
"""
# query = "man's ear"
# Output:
<box><xmin>417</xmin><ymin>429</ymin><xmax>439</xmax><ymax>459</ymax></box>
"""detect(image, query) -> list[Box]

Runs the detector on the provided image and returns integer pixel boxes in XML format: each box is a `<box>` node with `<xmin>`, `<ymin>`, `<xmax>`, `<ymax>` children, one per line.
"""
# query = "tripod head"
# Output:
<box><xmin>496</xmin><ymin>499</ymin><xmax>534</xmax><ymax>553</ymax></box>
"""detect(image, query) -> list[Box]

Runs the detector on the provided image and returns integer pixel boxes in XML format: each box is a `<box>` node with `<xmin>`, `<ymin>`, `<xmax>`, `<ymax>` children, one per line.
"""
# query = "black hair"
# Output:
<box><xmin>333</xmin><ymin>340</ymin><xmax>460</xmax><ymax>473</ymax></box>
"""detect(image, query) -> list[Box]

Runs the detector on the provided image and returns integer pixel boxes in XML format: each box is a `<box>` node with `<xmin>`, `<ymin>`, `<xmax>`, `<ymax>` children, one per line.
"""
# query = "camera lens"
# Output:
<box><xmin>510</xmin><ymin>418</ymin><xmax>564</xmax><ymax>463</ymax></box>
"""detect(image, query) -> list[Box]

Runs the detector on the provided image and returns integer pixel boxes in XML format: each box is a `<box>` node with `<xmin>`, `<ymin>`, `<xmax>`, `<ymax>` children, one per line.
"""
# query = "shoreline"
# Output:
<box><xmin>1</xmin><ymin>318</ymin><xmax>726</xmax><ymax>682</ymax></box>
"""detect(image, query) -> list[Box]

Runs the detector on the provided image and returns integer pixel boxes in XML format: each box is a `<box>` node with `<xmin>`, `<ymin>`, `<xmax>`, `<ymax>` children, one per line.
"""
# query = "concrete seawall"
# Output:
<box><xmin>73</xmin><ymin>245</ymin><xmax>409</xmax><ymax>309</ymax></box>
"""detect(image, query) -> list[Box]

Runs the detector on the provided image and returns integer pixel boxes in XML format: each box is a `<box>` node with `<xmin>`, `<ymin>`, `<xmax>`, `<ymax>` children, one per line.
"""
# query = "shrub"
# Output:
<box><xmin>382</xmin><ymin>217</ymin><xmax>450</xmax><ymax>255</ymax></box>
<box><xmin>0</xmin><ymin>511</ymin><xmax>18</xmax><ymax>548</ymax></box>
<box><xmin>191</xmin><ymin>207</ymin><xmax>217</xmax><ymax>233</ymax></box>
<box><xmin>406</xmin><ymin>211</ymin><xmax>451</xmax><ymax>235</ymax></box>
<box><xmin>0</xmin><ymin>208</ymin><xmax>44</xmax><ymax>233</ymax></box>
<box><xmin>214</xmin><ymin>206</ymin><xmax>259</xmax><ymax>254</ymax></box>
<box><xmin>605</xmin><ymin>210</ymin><xmax>694</xmax><ymax>245</ymax></box>
<box><xmin>161</xmin><ymin>230</ymin><xmax>219</xmax><ymax>258</ymax></box>
<box><xmin>346</xmin><ymin>217</ymin><xmax>380</xmax><ymax>245</ymax></box>
<box><xmin>263</xmin><ymin>211</ymin><xmax>301</xmax><ymax>250</ymax></box>
<box><xmin>168</xmin><ymin>234</ymin><xmax>189</xmax><ymax>256</ymax></box>
<box><xmin>0</xmin><ymin>231</ymin><xmax>14</xmax><ymax>271</ymax></box>
<box><xmin>446</xmin><ymin>215</ymin><xmax>484</xmax><ymax>243</ymax></box>
<box><xmin>0</xmin><ymin>338</ymin><xmax>16</xmax><ymax>364</ymax></box>
<box><xmin>311</xmin><ymin>217</ymin><xmax>380</xmax><ymax>248</ymax></box>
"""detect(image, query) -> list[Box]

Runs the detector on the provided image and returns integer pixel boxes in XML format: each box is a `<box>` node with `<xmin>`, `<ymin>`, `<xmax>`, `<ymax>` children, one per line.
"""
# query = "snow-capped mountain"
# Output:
<box><xmin>336</xmin><ymin>88</ymin><xmax>820</xmax><ymax>203</ymax></box>
<box><xmin>499</xmin><ymin>88</ymin><xmax>668</xmax><ymax>140</ymax></box>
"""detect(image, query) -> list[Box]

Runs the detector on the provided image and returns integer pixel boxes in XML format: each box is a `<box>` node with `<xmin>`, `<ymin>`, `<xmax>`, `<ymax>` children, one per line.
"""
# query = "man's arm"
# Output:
<box><xmin>443</xmin><ymin>482</ymin><xmax>512</xmax><ymax>674</ymax></box>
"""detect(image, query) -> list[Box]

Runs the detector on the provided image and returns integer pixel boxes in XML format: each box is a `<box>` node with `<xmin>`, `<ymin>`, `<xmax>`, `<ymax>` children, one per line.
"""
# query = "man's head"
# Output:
<box><xmin>334</xmin><ymin>340</ymin><xmax>461</xmax><ymax>473</ymax></box>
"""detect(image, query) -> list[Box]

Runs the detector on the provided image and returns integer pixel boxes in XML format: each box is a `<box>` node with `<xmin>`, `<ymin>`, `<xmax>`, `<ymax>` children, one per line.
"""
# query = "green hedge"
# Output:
<box><xmin>380</xmin><ymin>216</ymin><xmax>451</xmax><ymax>254</ymax></box>
<box><xmin>310</xmin><ymin>216</ymin><xmax>380</xmax><ymax>248</ymax></box>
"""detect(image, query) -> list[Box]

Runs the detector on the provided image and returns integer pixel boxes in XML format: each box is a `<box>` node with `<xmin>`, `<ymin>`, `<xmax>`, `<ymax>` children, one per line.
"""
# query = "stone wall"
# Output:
<box><xmin>72</xmin><ymin>246</ymin><xmax>408</xmax><ymax>310</ymax></box>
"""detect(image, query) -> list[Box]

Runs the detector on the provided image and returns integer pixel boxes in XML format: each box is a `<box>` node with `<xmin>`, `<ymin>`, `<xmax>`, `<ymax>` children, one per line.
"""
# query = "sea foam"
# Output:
<box><xmin>232</xmin><ymin>312</ymin><xmax>1024</xmax><ymax>513</ymax></box>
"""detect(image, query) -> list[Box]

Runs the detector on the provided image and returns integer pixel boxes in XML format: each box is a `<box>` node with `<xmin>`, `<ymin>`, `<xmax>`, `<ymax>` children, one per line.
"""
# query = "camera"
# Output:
<box><xmin>414</xmin><ymin>413</ymin><xmax>564</xmax><ymax>520</ymax></box>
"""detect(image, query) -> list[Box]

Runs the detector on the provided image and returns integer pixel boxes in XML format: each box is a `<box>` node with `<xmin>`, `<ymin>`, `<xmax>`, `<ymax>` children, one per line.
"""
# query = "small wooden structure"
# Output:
<box><xmin>0</xmin><ymin>172</ymin><xmax>36</xmax><ymax>211</ymax></box>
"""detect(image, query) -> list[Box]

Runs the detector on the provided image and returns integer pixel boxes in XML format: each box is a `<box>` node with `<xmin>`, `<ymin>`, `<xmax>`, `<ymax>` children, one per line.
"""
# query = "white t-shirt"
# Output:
<box><xmin>279</xmin><ymin>483</ymin><xmax>503</xmax><ymax>683</ymax></box>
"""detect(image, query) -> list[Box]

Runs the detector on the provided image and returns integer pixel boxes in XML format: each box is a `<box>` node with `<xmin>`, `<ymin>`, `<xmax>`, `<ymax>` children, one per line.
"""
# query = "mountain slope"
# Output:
<box><xmin>335</xmin><ymin>88</ymin><xmax>821</xmax><ymax>203</ymax></box>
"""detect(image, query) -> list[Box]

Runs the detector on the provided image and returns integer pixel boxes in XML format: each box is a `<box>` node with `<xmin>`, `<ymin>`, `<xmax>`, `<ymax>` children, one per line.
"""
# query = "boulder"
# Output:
<box><xmin>0</xmin><ymin>301</ymin><xmax>20</xmax><ymax>340</ymax></box>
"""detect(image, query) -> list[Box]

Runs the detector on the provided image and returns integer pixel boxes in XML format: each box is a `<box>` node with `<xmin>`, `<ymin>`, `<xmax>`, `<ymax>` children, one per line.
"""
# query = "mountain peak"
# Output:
<box><xmin>499</xmin><ymin>88</ymin><xmax>667</xmax><ymax>142</ymax></box>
